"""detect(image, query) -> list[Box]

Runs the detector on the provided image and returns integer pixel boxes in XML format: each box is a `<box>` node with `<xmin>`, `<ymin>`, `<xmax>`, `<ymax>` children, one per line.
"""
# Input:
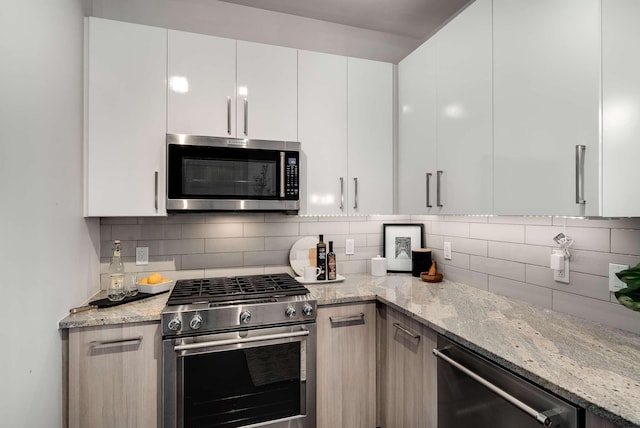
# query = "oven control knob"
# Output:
<box><xmin>285</xmin><ymin>306</ymin><xmax>296</xmax><ymax>318</ymax></box>
<box><xmin>240</xmin><ymin>311</ymin><xmax>252</xmax><ymax>324</ymax></box>
<box><xmin>189</xmin><ymin>314</ymin><xmax>202</xmax><ymax>330</ymax></box>
<box><xmin>302</xmin><ymin>304</ymin><xmax>314</xmax><ymax>316</ymax></box>
<box><xmin>167</xmin><ymin>318</ymin><xmax>182</xmax><ymax>331</ymax></box>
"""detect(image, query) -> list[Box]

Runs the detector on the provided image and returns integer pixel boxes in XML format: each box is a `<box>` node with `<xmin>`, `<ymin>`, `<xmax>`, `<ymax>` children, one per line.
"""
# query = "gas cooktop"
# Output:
<box><xmin>166</xmin><ymin>273</ymin><xmax>310</xmax><ymax>306</ymax></box>
<box><xmin>161</xmin><ymin>273</ymin><xmax>316</xmax><ymax>337</ymax></box>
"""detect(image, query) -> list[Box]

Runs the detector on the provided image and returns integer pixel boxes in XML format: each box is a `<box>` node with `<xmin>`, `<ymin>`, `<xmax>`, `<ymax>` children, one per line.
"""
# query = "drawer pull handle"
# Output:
<box><xmin>393</xmin><ymin>322</ymin><xmax>420</xmax><ymax>340</ymax></box>
<box><xmin>91</xmin><ymin>336</ymin><xmax>143</xmax><ymax>347</ymax></box>
<box><xmin>329</xmin><ymin>313</ymin><xmax>365</xmax><ymax>323</ymax></box>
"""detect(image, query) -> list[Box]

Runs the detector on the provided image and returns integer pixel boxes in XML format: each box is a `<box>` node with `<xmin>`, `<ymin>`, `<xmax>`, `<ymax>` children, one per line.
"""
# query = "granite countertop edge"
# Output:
<box><xmin>58</xmin><ymin>274</ymin><xmax>640</xmax><ymax>427</ymax></box>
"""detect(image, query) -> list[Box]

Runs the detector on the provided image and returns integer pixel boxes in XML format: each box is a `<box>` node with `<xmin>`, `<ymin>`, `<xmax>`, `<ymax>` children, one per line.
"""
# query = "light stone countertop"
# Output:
<box><xmin>58</xmin><ymin>274</ymin><xmax>640</xmax><ymax>427</ymax></box>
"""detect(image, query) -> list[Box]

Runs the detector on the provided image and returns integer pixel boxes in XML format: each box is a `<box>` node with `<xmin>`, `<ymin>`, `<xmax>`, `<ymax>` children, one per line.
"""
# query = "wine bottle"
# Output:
<box><xmin>327</xmin><ymin>240</ymin><xmax>337</xmax><ymax>280</ymax></box>
<box><xmin>316</xmin><ymin>234</ymin><xmax>327</xmax><ymax>280</ymax></box>
<box><xmin>107</xmin><ymin>240</ymin><xmax>126</xmax><ymax>301</ymax></box>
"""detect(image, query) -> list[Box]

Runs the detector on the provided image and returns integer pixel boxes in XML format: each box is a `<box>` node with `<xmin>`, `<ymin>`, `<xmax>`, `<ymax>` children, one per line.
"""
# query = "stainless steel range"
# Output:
<box><xmin>162</xmin><ymin>273</ymin><xmax>317</xmax><ymax>428</ymax></box>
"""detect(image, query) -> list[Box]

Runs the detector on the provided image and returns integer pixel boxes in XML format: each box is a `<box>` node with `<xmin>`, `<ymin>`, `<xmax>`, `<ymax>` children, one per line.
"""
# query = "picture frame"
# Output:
<box><xmin>382</xmin><ymin>223</ymin><xmax>425</xmax><ymax>273</ymax></box>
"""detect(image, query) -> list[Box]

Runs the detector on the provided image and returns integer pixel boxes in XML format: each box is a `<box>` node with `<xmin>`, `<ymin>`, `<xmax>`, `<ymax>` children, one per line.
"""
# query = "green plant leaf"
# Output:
<box><xmin>615</xmin><ymin>263</ymin><xmax>640</xmax><ymax>288</ymax></box>
<box><xmin>615</xmin><ymin>287</ymin><xmax>640</xmax><ymax>312</ymax></box>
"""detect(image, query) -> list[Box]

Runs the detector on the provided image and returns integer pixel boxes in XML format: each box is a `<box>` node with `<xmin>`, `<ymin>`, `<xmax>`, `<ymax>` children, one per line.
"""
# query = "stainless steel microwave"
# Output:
<box><xmin>166</xmin><ymin>134</ymin><xmax>300</xmax><ymax>212</ymax></box>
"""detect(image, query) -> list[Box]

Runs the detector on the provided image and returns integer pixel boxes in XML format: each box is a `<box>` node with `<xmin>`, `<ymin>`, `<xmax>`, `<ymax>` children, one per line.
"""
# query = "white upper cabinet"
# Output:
<box><xmin>398</xmin><ymin>38</ymin><xmax>437</xmax><ymax>215</ymax></box>
<box><xmin>435</xmin><ymin>0</ymin><xmax>492</xmax><ymax>215</ymax></box>
<box><xmin>236</xmin><ymin>41</ymin><xmax>298</xmax><ymax>141</ymax></box>
<box><xmin>602</xmin><ymin>0</ymin><xmax>640</xmax><ymax>217</ymax></box>
<box><xmin>493</xmin><ymin>0</ymin><xmax>601</xmax><ymax>216</ymax></box>
<box><xmin>167</xmin><ymin>30</ymin><xmax>236</xmax><ymax>137</ymax></box>
<box><xmin>298</xmin><ymin>50</ymin><xmax>349</xmax><ymax>215</ymax></box>
<box><xmin>85</xmin><ymin>18</ymin><xmax>167</xmax><ymax>217</ymax></box>
<box><xmin>347</xmin><ymin>57</ymin><xmax>394</xmax><ymax>215</ymax></box>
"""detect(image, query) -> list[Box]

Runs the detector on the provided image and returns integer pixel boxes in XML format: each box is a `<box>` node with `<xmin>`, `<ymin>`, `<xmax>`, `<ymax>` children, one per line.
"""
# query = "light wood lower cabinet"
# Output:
<box><xmin>317</xmin><ymin>302</ymin><xmax>376</xmax><ymax>427</ymax></box>
<box><xmin>377</xmin><ymin>305</ymin><xmax>437</xmax><ymax>428</ymax></box>
<box><xmin>68</xmin><ymin>321</ymin><xmax>161</xmax><ymax>428</ymax></box>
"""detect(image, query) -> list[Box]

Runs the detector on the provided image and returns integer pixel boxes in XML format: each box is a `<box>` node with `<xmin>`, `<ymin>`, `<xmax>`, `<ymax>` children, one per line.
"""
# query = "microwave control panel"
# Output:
<box><xmin>284</xmin><ymin>153</ymin><xmax>299</xmax><ymax>198</ymax></box>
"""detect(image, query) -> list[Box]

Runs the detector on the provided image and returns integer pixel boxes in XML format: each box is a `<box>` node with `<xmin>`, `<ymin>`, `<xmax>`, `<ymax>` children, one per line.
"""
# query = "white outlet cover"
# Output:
<box><xmin>345</xmin><ymin>239</ymin><xmax>355</xmax><ymax>255</ymax></box>
<box><xmin>136</xmin><ymin>246</ymin><xmax>149</xmax><ymax>266</ymax></box>
<box><xmin>609</xmin><ymin>263</ymin><xmax>629</xmax><ymax>292</ymax></box>
<box><xmin>443</xmin><ymin>241</ymin><xmax>452</xmax><ymax>260</ymax></box>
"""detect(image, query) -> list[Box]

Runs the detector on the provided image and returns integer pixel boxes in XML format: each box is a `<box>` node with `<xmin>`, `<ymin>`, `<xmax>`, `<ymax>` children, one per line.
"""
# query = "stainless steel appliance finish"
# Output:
<box><xmin>166</xmin><ymin>134</ymin><xmax>301</xmax><ymax>212</ymax></box>
<box><xmin>434</xmin><ymin>335</ymin><xmax>582</xmax><ymax>428</ymax></box>
<box><xmin>162</xmin><ymin>273</ymin><xmax>316</xmax><ymax>428</ymax></box>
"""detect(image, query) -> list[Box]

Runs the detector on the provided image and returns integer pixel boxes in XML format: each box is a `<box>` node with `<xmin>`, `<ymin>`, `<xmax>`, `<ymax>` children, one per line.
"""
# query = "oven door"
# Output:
<box><xmin>163</xmin><ymin>324</ymin><xmax>316</xmax><ymax>428</ymax></box>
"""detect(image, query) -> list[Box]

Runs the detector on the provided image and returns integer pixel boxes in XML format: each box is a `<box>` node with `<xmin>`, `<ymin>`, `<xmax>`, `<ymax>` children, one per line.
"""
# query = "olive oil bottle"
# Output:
<box><xmin>327</xmin><ymin>241</ymin><xmax>337</xmax><ymax>280</ymax></box>
<box><xmin>316</xmin><ymin>234</ymin><xmax>327</xmax><ymax>280</ymax></box>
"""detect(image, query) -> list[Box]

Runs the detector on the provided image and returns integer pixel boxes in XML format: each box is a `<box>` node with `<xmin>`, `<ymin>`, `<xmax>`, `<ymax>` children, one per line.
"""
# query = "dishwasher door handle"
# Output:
<box><xmin>433</xmin><ymin>348</ymin><xmax>553</xmax><ymax>426</ymax></box>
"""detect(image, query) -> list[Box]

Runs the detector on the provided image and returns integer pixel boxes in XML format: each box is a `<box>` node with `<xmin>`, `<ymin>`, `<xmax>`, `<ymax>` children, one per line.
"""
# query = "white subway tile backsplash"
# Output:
<box><xmin>470</xmin><ymin>223</ymin><xmax>525</xmax><ymax>243</ymax></box>
<box><xmin>243</xmin><ymin>250</ymin><xmax>289</xmax><ymax>266</ymax></box>
<box><xmin>525</xmin><ymin>265</ymin><xmax>610</xmax><ymax>301</ymax></box>
<box><xmin>552</xmin><ymin>291</ymin><xmax>640</xmax><ymax>335</ymax></box>
<box><xmin>300</xmin><ymin>221</ymin><xmax>349</xmax><ymax>236</ymax></box>
<box><xmin>431</xmin><ymin>221</ymin><xmax>470</xmax><ymax>238</ymax></box>
<box><xmin>470</xmin><ymin>256</ymin><xmax>525</xmax><ymax>282</ymax></box>
<box><xmin>488</xmin><ymin>276</ymin><xmax>553</xmax><ymax>309</ymax></box>
<box><xmin>112</xmin><ymin>224</ymin><xmax>181</xmax><ymax>240</ymax></box>
<box><xmin>205</xmin><ymin>237</ymin><xmax>264</xmax><ymax>253</ymax></box>
<box><xmin>611</xmin><ymin>229</ymin><xmax>640</xmax><ymax>256</ymax></box>
<box><xmin>243</xmin><ymin>222</ymin><xmax>299</xmax><ymax>237</ymax></box>
<box><xmin>181</xmin><ymin>252</ymin><xmax>243</xmax><ymax>270</ymax></box>
<box><xmin>488</xmin><ymin>241</ymin><xmax>550</xmax><ymax>266</ymax></box>
<box><xmin>525</xmin><ymin>225</ymin><xmax>610</xmax><ymax>252</ymax></box>
<box><xmin>98</xmin><ymin>213</ymin><xmax>640</xmax><ymax>334</ymax></box>
<box><xmin>182</xmin><ymin>223</ymin><xmax>243</xmax><ymax>239</ymax></box>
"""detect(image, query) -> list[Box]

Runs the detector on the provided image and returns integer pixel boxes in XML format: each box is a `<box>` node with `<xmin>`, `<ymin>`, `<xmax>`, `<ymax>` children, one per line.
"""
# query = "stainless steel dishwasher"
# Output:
<box><xmin>433</xmin><ymin>335</ymin><xmax>583</xmax><ymax>428</ymax></box>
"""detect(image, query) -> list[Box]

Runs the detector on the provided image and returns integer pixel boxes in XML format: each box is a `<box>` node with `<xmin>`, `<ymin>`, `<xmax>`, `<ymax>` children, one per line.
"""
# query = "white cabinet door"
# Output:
<box><xmin>493</xmin><ymin>0</ymin><xmax>601</xmax><ymax>216</ymax></box>
<box><xmin>398</xmin><ymin>39</ymin><xmax>437</xmax><ymax>215</ymax></box>
<box><xmin>602</xmin><ymin>0</ymin><xmax>640</xmax><ymax>217</ymax></box>
<box><xmin>167</xmin><ymin>30</ymin><xmax>236</xmax><ymax>137</ymax></box>
<box><xmin>85</xmin><ymin>18</ymin><xmax>167</xmax><ymax>217</ymax></box>
<box><xmin>236</xmin><ymin>41</ymin><xmax>297</xmax><ymax>141</ymax></box>
<box><xmin>347</xmin><ymin>57</ymin><xmax>394</xmax><ymax>215</ymax></box>
<box><xmin>436</xmin><ymin>0</ymin><xmax>493</xmax><ymax>215</ymax></box>
<box><xmin>298</xmin><ymin>50</ymin><xmax>348</xmax><ymax>215</ymax></box>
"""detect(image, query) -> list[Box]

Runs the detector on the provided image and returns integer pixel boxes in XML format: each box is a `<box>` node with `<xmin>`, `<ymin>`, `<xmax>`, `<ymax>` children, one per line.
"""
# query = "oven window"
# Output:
<box><xmin>183</xmin><ymin>342</ymin><xmax>301</xmax><ymax>428</ymax></box>
<box><xmin>182</xmin><ymin>158</ymin><xmax>277</xmax><ymax>198</ymax></box>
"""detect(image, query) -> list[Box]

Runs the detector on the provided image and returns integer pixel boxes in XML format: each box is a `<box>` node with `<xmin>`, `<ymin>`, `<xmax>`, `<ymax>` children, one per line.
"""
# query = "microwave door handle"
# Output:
<box><xmin>280</xmin><ymin>152</ymin><xmax>285</xmax><ymax>197</ymax></box>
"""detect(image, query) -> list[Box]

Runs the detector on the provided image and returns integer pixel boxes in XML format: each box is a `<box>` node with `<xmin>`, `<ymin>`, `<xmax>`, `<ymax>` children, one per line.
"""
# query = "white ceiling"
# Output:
<box><xmin>218</xmin><ymin>0</ymin><xmax>473</xmax><ymax>41</ymax></box>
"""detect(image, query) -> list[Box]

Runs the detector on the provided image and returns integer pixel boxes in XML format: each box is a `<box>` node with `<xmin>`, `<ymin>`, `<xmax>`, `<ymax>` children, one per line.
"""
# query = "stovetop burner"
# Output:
<box><xmin>166</xmin><ymin>273</ymin><xmax>309</xmax><ymax>306</ymax></box>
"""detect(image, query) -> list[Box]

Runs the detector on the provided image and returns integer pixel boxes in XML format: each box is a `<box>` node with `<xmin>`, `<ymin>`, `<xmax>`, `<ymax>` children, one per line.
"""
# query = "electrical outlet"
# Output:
<box><xmin>136</xmin><ymin>246</ymin><xmax>149</xmax><ymax>265</ymax></box>
<box><xmin>345</xmin><ymin>239</ymin><xmax>355</xmax><ymax>255</ymax></box>
<box><xmin>553</xmin><ymin>258</ymin><xmax>570</xmax><ymax>283</ymax></box>
<box><xmin>443</xmin><ymin>241</ymin><xmax>452</xmax><ymax>260</ymax></box>
<box><xmin>609</xmin><ymin>263</ymin><xmax>629</xmax><ymax>292</ymax></box>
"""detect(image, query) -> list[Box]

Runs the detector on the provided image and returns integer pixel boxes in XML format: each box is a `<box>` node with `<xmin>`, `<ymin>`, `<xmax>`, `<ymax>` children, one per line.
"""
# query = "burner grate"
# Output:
<box><xmin>166</xmin><ymin>273</ymin><xmax>309</xmax><ymax>306</ymax></box>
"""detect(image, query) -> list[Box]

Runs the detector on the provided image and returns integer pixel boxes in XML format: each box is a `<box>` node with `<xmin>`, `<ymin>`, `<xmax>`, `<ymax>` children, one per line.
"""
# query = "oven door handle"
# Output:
<box><xmin>433</xmin><ymin>348</ymin><xmax>553</xmax><ymax>426</ymax></box>
<box><xmin>174</xmin><ymin>328</ymin><xmax>309</xmax><ymax>351</ymax></box>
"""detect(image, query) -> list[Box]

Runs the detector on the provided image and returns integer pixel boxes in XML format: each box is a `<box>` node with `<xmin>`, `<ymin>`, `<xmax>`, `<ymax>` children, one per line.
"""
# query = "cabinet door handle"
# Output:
<box><xmin>243</xmin><ymin>97</ymin><xmax>249</xmax><ymax>136</ymax></box>
<box><xmin>340</xmin><ymin>177</ymin><xmax>344</xmax><ymax>211</ymax></box>
<box><xmin>436</xmin><ymin>170</ymin><xmax>443</xmax><ymax>208</ymax></box>
<box><xmin>329</xmin><ymin>313</ymin><xmax>365</xmax><ymax>323</ymax></box>
<box><xmin>91</xmin><ymin>336</ymin><xmax>143</xmax><ymax>348</ymax></box>
<box><xmin>426</xmin><ymin>172</ymin><xmax>433</xmax><ymax>208</ymax></box>
<box><xmin>575</xmin><ymin>145</ymin><xmax>586</xmax><ymax>204</ymax></box>
<box><xmin>227</xmin><ymin>96</ymin><xmax>231</xmax><ymax>135</ymax></box>
<box><xmin>154</xmin><ymin>170</ymin><xmax>159</xmax><ymax>212</ymax></box>
<box><xmin>353</xmin><ymin>177</ymin><xmax>359</xmax><ymax>210</ymax></box>
<box><xmin>393</xmin><ymin>322</ymin><xmax>420</xmax><ymax>340</ymax></box>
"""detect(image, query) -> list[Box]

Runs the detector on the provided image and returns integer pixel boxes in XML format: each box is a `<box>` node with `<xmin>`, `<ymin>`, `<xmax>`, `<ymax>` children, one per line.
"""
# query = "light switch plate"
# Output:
<box><xmin>136</xmin><ymin>246</ymin><xmax>149</xmax><ymax>265</ymax></box>
<box><xmin>345</xmin><ymin>239</ymin><xmax>355</xmax><ymax>255</ymax></box>
<box><xmin>609</xmin><ymin>263</ymin><xmax>629</xmax><ymax>292</ymax></box>
<box><xmin>443</xmin><ymin>242</ymin><xmax>452</xmax><ymax>260</ymax></box>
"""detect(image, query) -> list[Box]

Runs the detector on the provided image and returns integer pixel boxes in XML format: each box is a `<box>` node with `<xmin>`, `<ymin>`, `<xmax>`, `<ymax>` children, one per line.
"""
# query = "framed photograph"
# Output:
<box><xmin>382</xmin><ymin>223</ymin><xmax>425</xmax><ymax>273</ymax></box>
